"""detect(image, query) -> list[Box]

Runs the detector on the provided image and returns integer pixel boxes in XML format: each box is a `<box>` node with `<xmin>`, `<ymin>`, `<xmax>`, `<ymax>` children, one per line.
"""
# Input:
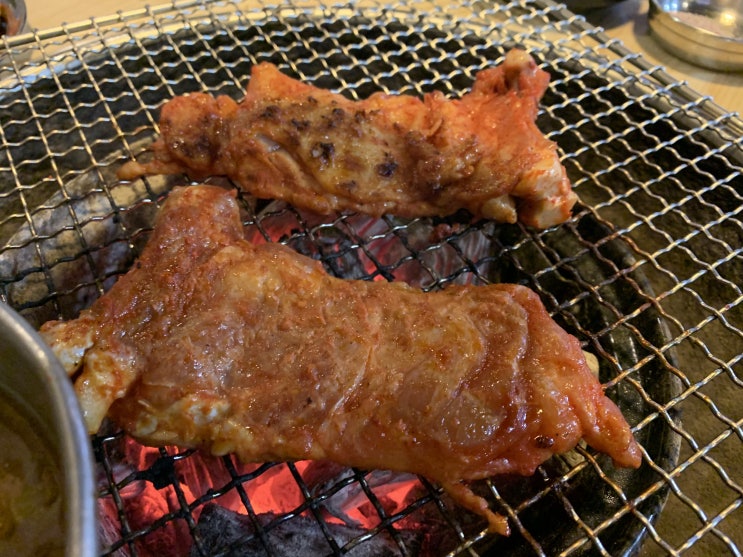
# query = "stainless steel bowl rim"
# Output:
<box><xmin>648</xmin><ymin>0</ymin><xmax>743</xmax><ymax>70</ymax></box>
<box><xmin>0</xmin><ymin>302</ymin><xmax>98</xmax><ymax>557</ymax></box>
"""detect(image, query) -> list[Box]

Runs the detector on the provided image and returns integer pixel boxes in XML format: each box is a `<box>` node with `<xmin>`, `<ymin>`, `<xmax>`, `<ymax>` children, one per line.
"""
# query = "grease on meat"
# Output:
<box><xmin>41</xmin><ymin>185</ymin><xmax>639</xmax><ymax>536</ymax></box>
<box><xmin>119</xmin><ymin>50</ymin><xmax>577</xmax><ymax>228</ymax></box>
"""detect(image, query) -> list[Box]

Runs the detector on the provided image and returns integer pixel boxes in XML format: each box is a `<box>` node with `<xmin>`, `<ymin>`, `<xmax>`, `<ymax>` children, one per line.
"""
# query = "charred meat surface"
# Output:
<box><xmin>119</xmin><ymin>49</ymin><xmax>577</xmax><ymax>228</ymax></box>
<box><xmin>40</xmin><ymin>185</ymin><xmax>640</xmax><ymax>535</ymax></box>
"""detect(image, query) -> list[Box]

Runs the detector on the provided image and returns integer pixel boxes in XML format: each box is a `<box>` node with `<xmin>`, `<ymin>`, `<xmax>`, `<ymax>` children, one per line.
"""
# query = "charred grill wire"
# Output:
<box><xmin>0</xmin><ymin>0</ymin><xmax>741</xmax><ymax>556</ymax></box>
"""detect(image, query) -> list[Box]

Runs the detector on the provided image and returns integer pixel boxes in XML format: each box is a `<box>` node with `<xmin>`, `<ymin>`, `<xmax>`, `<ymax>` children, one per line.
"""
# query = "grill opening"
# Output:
<box><xmin>1</xmin><ymin>0</ymin><xmax>741</xmax><ymax>556</ymax></box>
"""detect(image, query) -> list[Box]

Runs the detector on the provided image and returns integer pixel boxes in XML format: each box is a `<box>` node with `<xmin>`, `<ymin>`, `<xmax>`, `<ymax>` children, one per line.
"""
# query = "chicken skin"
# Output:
<box><xmin>40</xmin><ymin>185</ymin><xmax>639</xmax><ymax>535</ymax></box>
<box><xmin>119</xmin><ymin>50</ymin><xmax>577</xmax><ymax>228</ymax></box>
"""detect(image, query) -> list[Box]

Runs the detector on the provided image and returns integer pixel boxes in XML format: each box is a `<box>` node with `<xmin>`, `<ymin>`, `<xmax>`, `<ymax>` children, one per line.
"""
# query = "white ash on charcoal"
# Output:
<box><xmin>0</xmin><ymin>164</ymin><xmax>173</xmax><ymax>327</ymax></box>
<box><xmin>190</xmin><ymin>503</ymin><xmax>422</xmax><ymax>557</ymax></box>
<box><xmin>302</xmin><ymin>461</ymin><xmax>421</xmax><ymax>527</ymax></box>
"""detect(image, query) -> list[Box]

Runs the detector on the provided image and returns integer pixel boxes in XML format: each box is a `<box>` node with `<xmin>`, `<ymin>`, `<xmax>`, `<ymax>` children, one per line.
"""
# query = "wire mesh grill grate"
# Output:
<box><xmin>1</xmin><ymin>0</ymin><xmax>742</xmax><ymax>555</ymax></box>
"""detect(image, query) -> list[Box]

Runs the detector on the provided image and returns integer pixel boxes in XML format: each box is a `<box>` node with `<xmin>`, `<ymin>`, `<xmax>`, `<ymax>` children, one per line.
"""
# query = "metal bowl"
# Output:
<box><xmin>0</xmin><ymin>302</ymin><xmax>97</xmax><ymax>557</ymax></box>
<box><xmin>649</xmin><ymin>0</ymin><xmax>743</xmax><ymax>70</ymax></box>
<box><xmin>564</xmin><ymin>0</ymin><xmax>629</xmax><ymax>13</ymax></box>
<box><xmin>0</xmin><ymin>0</ymin><xmax>26</xmax><ymax>37</ymax></box>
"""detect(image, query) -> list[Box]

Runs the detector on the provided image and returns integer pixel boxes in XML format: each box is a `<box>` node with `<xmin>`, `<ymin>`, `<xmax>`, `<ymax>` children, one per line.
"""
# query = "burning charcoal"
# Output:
<box><xmin>323</xmin><ymin>471</ymin><xmax>420</xmax><ymax>527</ymax></box>
<box><xmin>302</xmin><ymin>460</ymin><xmax>350</xmax><ymax>488</ymax></box>
<box><xmin>191</xmin><ymin>503</ymin><xmax>421</xmax><ymax>557</ymax></box>
<box><xmin>302</xmin><ymin>462</ymin><xmax>423</xmax><ymax>528</ymax></box>
<box><xmin>97</xmin><ymin>497</ymin><xmax>130</xmax><ymax>557</ymax></box>
<box><xmin>245</xmin><ymin>201</ymin><xmax>373</xmax><ymax>280</ymax></box>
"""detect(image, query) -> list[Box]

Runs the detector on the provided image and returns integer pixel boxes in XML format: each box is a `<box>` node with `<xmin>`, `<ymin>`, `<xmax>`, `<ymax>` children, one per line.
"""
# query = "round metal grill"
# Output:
<box><xmin>0</xmin><ymin>0</ymin><xmax>741</xmax><ymax>555</ymax></box>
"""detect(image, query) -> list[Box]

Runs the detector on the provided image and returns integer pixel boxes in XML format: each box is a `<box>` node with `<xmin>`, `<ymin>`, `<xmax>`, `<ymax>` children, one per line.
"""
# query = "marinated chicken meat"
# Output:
<box><xmin>118</xmin><ymin>49</ymin><xmax>577</xmax><ymax>228</ymax></box>
<box><xmin>40</xmin><ymin>185</ymin><xmax>640</xmax><ymax>536</ymax></box>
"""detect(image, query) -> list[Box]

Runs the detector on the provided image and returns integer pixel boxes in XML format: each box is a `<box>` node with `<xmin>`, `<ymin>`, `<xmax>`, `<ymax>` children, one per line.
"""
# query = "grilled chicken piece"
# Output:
<box><xmin>40</xmin><ymin>185</ymin><xmax>639</xmax><ymax>535</ymax></box>
<box><xmin>119</xmin><ymin>50</ymin><xmax>576</xmax><ymax>228</ymax></box>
